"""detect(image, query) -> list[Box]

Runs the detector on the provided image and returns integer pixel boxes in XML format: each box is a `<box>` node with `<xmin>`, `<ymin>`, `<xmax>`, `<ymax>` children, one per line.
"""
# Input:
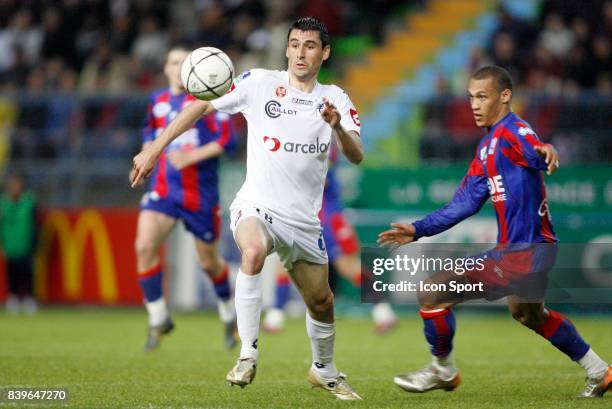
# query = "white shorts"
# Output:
<box><xmin>229</xmin><ymin>200</ymin><xmax>328</xmax><ymax>271</ymax></box>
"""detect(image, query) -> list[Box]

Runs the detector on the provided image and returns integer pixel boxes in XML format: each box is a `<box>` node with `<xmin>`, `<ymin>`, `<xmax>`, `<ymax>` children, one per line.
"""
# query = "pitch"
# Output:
<box><xmin>1</xmin><ymin>308</ymin><xmax>610</xmax><ymax>408</ymax></box>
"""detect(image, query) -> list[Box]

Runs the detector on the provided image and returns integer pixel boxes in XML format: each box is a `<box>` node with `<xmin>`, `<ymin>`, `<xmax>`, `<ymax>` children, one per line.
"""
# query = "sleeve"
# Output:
<box><xmin>508</xmin><ymin>124</ymin><xmax>547</xmax><ymax>171</ymax></box>
<box><xmin>141</xmin><ymin>95</ymin><xmax>156</xmax><ymax>144</ymax></box>
<box><xmin>212</xmin><ymin>112</ymin><xmax>233</xmax><ymax>149</ymax></box>
<box><xmin>336</xmin><ymin>88</ymin><xmax>361</xmax><ymax>135</ymax></box>
<box><xmin>211</xmin><ymin>69</ymin><xmax>258</xmax><ymax>115</ymax></box>
<box><xmin>413</xmin><ymin>155</ymin><xmax>490</xmax><ymax>239</ymax></box>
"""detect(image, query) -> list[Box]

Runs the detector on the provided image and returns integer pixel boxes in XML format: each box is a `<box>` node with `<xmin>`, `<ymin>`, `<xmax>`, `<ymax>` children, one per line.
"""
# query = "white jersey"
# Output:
<box><xmin>212</xmin><ymin>69</ymin><xmax>361</xmax><ymax>227</ymax></box>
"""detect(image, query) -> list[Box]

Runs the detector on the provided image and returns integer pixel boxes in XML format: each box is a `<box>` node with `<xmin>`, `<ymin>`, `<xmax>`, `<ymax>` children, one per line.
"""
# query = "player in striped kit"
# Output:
<box><xmin>134</xmin><ymin>46</ymin><xmax>237</xmax><ymax>352</ymax></box>
<box><xmin>378</xmin><ymin>66</ymin><xmax>610</xmax><ymax>398</ymax></box>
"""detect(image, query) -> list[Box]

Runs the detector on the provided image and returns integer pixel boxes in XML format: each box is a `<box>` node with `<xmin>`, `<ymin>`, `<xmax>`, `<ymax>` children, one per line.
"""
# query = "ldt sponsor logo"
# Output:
<box><xmin>291</xmin><ymin>97</ymin><xmax>314</xmax><ymax>106</ymax></box>
<box><xmin>265</xmin><ymin>100</ymin><xmax>297</xmax><ymax>118</ymax></box>
<box><xmin>263</xmin><ymin>136</ymin><xmax>330</xmax><ymax>154</ymax></box>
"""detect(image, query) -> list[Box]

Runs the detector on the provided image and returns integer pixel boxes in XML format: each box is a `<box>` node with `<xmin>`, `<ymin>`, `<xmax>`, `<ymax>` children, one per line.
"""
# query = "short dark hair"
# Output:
<box><xmin>287</xmin><ymin>17</ymin><xmax>330</xmax><ymax>48</ymax></box>
<box><xmin>471</xmin><ymin>65</ymin><xmax>513</xmax><ymax>93</ymax></box>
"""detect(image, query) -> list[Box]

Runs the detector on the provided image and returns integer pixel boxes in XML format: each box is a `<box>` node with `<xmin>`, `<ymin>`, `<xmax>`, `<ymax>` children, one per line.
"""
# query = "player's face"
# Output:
<box><xmin>467</xmin><ymin>77</ymin><xmax>511</xmax><ymax>128</ymax></box>
<box><xmin>164</xmin><ymin>49</ymin><xmax>189</xmax><ymax>91</ymax></box>
<box><xmin>286</xmin><ymin>29</ymin><xmax>330</xmax><ymax>81</ymax></box>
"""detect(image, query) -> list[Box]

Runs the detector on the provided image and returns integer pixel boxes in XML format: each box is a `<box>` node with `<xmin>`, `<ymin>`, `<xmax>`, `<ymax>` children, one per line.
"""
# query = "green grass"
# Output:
<box><xmin>0</xmin><ymin>308</ymin><xmax>610</xmax><ymax>408</ymax></box>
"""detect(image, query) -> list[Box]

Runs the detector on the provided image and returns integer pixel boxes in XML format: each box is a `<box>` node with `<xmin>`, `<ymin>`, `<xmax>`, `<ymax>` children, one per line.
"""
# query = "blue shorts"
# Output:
<box><xmin>465</xmin><ymin>243</ymin><xmax>558</xmax><ymax>301</ymax></box>
<box><xmin>141</xmin><ymin>192</ymin><xmax>220</xmax><ymax>243</ymax></box>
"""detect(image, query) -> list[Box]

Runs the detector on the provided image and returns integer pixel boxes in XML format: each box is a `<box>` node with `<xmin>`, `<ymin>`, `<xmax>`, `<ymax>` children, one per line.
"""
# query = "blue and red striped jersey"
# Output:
<box><xmin>142</xmin><ymin>89</ymin><xmax>232</xmax><ymax>211</ymax></box>
<box><xmin>414</xmin><ymin>111</ymin><xmax>557</xmax><ymax>244</ymax></box>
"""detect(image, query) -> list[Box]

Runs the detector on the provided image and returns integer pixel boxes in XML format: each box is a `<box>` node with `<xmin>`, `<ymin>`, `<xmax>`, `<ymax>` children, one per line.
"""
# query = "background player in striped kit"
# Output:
<box><xmin>133</xmin><ymin>46</ymin><xmax>237</xmax><ymax>352</ymax></box>
<box><xmin>378</xmin><ymin>66</ymin><xmax>610</xmax><ymax>398</ymax></box>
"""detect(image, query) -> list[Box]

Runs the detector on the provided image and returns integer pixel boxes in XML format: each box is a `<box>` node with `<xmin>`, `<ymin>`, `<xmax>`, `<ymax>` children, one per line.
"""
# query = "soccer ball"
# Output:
<box><xmin>180</xmin><ymin>47</ymin><xmax>234</xmax><ymax>101</ymax></box>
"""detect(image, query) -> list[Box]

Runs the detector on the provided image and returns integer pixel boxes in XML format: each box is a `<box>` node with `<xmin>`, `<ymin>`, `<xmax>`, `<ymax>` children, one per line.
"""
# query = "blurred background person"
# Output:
<box><xmin>0</xmin><ymin>171</ymin><xmax>38</xmax><ymax>314</ymax></box>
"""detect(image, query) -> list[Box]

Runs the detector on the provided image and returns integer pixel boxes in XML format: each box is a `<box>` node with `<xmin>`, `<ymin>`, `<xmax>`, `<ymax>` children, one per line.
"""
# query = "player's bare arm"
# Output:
<box><xmin>534</xmin><ymin>143</ymin><xmax>560</xmax><ymax>175</ymax></box>
<box><xmin>168</xmin><ymin>141</ymin><xmax>225</xmax><ymax>170</ymax></box>
<box><xmin>131</xmin><ymin>99</ymin><xmax>216</xmax><ymax>187</ymax></box>
<box><xmin>321</xmin><ymin>99</ymin><xmax>363</xmax><ymax>164</ymax></box>
<box><xmin>377</xmin><ymin>223</ymin><xmax>417</xmax><ymax>246</ymax></box>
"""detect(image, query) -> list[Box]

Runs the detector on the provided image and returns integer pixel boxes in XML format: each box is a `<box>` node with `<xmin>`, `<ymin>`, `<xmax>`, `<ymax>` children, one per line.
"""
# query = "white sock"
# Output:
<box><xmin>578</xmin><ymin>348</ymin><xmax>608</xmax><ymax>378</ymax></box>
<box><xmin>432</xmin><ymin>353</ymin><xmax>457</xmax><ymax>380</ymax></box>
<box><xmin>217</xmin><ymin>297</ymin><xmax>236</xmax><ymax>324</ymax></box>
<box><xmin>145</xmin><ymin>297</ymin><xmax>169</xmax><ymax>327</ymax></box>
<box><xmin>235</xmin><ymin>270</ymin><xmax>262</xmax><ymax>360</ymax></box>
<box><xmin>306</xmin><ymin>313</ymin><xmax>338</xmax><ymax>379</ymax></box>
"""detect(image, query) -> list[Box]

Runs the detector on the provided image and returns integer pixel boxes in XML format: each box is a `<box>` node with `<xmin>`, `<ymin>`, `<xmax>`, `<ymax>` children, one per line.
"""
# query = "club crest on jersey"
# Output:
<box><xmin>350</xmin><ymin>108</ymin><xmax>361</xmax><ymax>127</ymax></box>
<box><xmin>275</xmin><ymin>86</ymin><xmax>287</xmax><ymax>98</ymax></box>
<box><xmin>263</xmin><ymin>136</ymin><xmax>281</xmax><ymax>151</ymax></box>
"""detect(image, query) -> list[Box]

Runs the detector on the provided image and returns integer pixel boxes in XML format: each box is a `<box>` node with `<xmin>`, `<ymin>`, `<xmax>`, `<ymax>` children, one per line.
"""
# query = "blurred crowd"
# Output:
<box><xmin>0</xmin><ymin>0</ymin><xmax>609</xmax><ymax>167</ymax></box>
<box><xmin>470</xmin><ymin>0</ymin><xmax>611</xmax><ymax>94</ymax></box>
<box><xmin>0</xmin><ymin>0</ymin><xmax>405</xmax><ymax>93</ymax></box>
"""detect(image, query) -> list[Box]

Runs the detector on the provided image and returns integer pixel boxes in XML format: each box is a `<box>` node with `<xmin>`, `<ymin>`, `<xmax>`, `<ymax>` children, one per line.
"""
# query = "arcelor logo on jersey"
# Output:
<box><xmin>265</xmin><ymin>100</ymin><xmax>298</xmax><ymax>118</ymax></box>
<box><xmin>263</xmin><ymin>136</ymin><xmax>330</xmax><ymax>154</ymax></box>
<box><xmin>263</xmin><ymin>136</ymin><xmax>281</xmax><ymax>151</ymax></box>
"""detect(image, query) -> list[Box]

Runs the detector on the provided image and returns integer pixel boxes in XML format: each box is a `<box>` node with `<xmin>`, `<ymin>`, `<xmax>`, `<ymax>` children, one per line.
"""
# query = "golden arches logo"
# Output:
<box><xmin>34</xmin><ymin>209</ymin><xmax>118</xmax><ymax>303</ymax></box>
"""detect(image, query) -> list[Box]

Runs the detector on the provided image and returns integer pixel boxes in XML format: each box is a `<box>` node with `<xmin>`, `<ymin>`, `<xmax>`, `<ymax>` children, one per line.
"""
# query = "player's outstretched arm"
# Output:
<box><xmin>131</xmin><ymin>100</ymin><xmax>215</xmax><ymax>187</ymax></box>
<box><xmin>321</xmin><ymin>99</ymin><xmax>363</xmax><ymax>164</ymax></box>
<box><xmin>168</xmin><ymin>141</ymin><xmax>224</xmax><ymax>170</ymax></box>
<box><xmin>377</xmin><ymin>223</ymin><xmax>417</xmax><ymax>247</ymax></box>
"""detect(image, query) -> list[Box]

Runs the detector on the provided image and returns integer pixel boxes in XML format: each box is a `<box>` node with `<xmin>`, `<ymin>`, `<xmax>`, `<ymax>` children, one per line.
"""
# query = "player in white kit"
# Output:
<box><xmin>131</xmin><ymin>17</ymin><xmax>364</xmax><ymax>400</ymax></box>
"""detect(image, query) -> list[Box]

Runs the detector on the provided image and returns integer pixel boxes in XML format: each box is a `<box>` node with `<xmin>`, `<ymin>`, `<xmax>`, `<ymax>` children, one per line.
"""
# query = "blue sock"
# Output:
<box><xmin>212</xmin><ymin>265</ymin><xmax>231</xmax><ymax>301</ymax></box>
<box><xmin>537</xmin><ymin>309</ymin><xmax>590</xmax><ymax>361</ymax></box>
<box><xmin>420</xmin><ymin>308</ymin><xmax>456</xmax><ymax>358</ymax></box>
<box><xmin>139</xmin><ymin>264</ymin><xmax>163</xmax><ymax>302</ymax></box>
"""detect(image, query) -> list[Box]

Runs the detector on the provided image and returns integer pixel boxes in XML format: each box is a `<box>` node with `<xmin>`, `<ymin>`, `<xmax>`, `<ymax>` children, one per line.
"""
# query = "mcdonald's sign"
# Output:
<box><xmin>29</xmin><ymin>208</ymin><xmax>142</xmax><ymax>304</ymax></box>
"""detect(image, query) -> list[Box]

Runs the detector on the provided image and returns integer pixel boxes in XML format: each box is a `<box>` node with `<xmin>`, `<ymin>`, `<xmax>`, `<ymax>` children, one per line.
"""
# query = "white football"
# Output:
<box><xmin>180</xmin><ymin>47</ymin><xmax>234</xmax><ymax>100</ymax></box>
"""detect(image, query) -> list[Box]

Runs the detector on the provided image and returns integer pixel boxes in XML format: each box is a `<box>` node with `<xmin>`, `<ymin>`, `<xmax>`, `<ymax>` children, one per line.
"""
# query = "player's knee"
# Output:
<box><xmin>134</xmin><ymin>238</ymin><xmax>156</xmax><ymax>263</ymax></box>
<box><xmin>309</xmin><ymin>290</ymin><xmax>334</xmax><ymax>315</ymax></box>
<box><xmin>417</xmin><ymin>290</ymin><xmax>441</xmax><ymax>309</ymax></box>
<box><xmin>511</xmin><ymin>310</ymin><xmax>546</xmax><ymax>330</ymax></box>
<box><xmin>240</xmin><ymin>245</ymin><xmax>266</xmax><ymax>274</ymax></box>
<box><xmin>199</xmin><ymin>256</ymin><xmax>219</xmax><ymax>274</ymax></box>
